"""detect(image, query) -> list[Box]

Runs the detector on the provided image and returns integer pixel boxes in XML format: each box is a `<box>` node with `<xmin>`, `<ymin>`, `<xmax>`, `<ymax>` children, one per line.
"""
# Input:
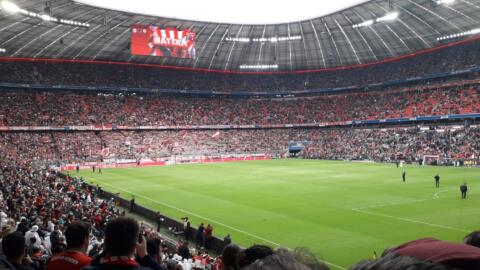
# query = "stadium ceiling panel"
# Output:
<box><xmin>0</xmin><ymin>0</ymin><xmax>479</xmax><ymax>72</ymax></box>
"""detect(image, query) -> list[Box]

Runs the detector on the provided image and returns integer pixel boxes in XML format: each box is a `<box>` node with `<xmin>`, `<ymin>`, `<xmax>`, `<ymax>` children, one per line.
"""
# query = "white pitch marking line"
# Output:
<box><xmin>352</xmin><ymin>198</ymin><xmax>431</xmax><ymax>211</ymax></box>
<box><xmin>96</xmin><ymin>180</ymin><xmax>347</xmax><ymax>269</ymax></box>
<box><xmin>434</xmin><ymin>189</ymin><xmax>452</xmax><ymax>198</ymax></box>
<box><xmin>354</xmin><ymin>189</ymin><xmax>459</xmax><ymax>211</ymax></box>
<box><xmin>352</xmin><ymin>208</ymin><xmax>470</xmax><ymax>233</ymax></box>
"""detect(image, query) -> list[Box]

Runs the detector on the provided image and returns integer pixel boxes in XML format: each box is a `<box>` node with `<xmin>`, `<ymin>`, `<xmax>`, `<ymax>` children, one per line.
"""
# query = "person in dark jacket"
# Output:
<box><xmin>16</xmin><ymin>217</ymin><xmax>29</xmax><ymax>234</ymax></box>
<box><xmin>435</xmin><ymin>174</ymin><xmax>440</xmax><ymax>188</ymax></box>
<box><xmin>460</xmin><ymin>182</ymin><xmax>468</xmax><ymax>199</ymax></box>
<box><xmin>82</xmin><ymin>217</ymin><xmax>155</xmax><ymax>270</ymax></box>
<box><xmin>1</xmin><ymin>232</ymin><xmax>35</xmax><ymax>270</ymax></box>
<box><xmin>196</xmin><ymin>223</ymin><xmax>205</xmax><ymax>248</ymax></box>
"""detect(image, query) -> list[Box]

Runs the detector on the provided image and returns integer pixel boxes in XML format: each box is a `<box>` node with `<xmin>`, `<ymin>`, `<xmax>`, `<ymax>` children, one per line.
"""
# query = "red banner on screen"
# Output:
<box><xmin>131</xmin><ymin>25</ymin><xmax>196</xmax><ymax>59</ymax></box>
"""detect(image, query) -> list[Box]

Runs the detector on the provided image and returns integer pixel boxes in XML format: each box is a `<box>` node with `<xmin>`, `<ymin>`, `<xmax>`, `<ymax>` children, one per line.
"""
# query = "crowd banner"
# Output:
<box><xmin>1</xmin><ymin>112</ymin><xmax>480</xmax><ymax>133</ymax></box>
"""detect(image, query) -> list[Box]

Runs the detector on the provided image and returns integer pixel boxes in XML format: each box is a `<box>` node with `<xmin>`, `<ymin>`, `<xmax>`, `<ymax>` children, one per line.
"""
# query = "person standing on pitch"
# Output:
<box><xmin>460</xmin><ymin>182</ymin><xmax>468</xmax><ymax>199</ymax></box>
<box><xmin>435</xmin><ymin>174</ymin><xmax>440</xmax><ymax>188</ymax></box>
<box><xmin>402</xmin><ymin>171</ymin><xmax>406</xmax><ymax>182</ymax></box>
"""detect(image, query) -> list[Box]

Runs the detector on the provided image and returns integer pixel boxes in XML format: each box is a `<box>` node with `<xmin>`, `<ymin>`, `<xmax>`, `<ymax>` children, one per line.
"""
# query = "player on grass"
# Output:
<box><xmin>402</xmin><ymin>171</ymin><xmax>406</xmax><ymax>182</ymax></box>
<box><xmin>434</xmin><ymin>174</ymin><xmax>440</xmax><ymax>188</ymax></box>
<box><xmin>460</xmin><ymin>183</ymin><xmax>468</xmax><ymax>199</ymax></box>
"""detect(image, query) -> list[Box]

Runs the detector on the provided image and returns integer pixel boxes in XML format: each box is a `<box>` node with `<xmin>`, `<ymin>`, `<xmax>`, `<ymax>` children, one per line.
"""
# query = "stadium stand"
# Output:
<box><xmin>0</xmin><ymin>81</ymin><xmax>479</xmax><ymax>126</ymax></box>
<box><xmin>2</xmin><ymin>23</ymin><xmax>480</xmax><ymax>270</ymax></box>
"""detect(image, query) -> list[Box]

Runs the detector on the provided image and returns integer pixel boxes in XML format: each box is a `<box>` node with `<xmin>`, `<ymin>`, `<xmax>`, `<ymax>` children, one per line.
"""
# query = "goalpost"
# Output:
<box><xmin>422</xmin><ymin>155</ymin><xmax>440</xmax><ymax>166</ymax></box>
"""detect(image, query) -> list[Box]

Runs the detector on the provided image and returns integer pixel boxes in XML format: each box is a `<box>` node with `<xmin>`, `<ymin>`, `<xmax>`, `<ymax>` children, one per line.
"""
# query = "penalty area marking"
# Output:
<box><xmin>434</xmin><ymin>189</ymin><xmax>452</xmax><ymax>198</ymax></box>
<box><xmin>94</xmin><ymin>180</ymin><xmax>347</xmax><ymax>270</ymax></box>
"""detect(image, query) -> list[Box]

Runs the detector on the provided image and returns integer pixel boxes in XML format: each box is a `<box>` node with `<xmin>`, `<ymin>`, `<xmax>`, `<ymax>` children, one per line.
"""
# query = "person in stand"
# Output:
<box><xmin>46</xmin><ymin>222</ymin><xmax>92</xmax><ymax>270</ymax></box>
<box><xmin>460</xmin><ymin>182</ymin><xmax>468</xmax><ymax>199</ymax></box>
<box><xmin>204</xmin><ymin>224</ymin><xmax>213</xmax><ymax>249</ymax></box>
<box><xmin>82</xmin><ymin>217</ymin><xmax>155</xmax><ymax>270</ymax></box>
<box><xmin>185</xmin><ymin>219</ymin><xmax>191</xmax><ymax>241</ymax></box>
<box><xmin>196</xmin><ymin>223</ymin><xmax>205</xmax><ymax>248</ymax></box>
<box><xmin>224</xmin><ymin>234</ymin><xmax>232</xmax><ymax>246</ymax></box>
<box><xmin>434</xmin><ymin>174</ymin><xmax>440</xmax><ymax>188</ymax></box>
<box><xmin>1</xmin><ymin>232</ymin><xmax>36</xmax><ymax>270</ymax></box>
<box><xmin>402</xmin><ymin>171</ymin><xmax>406</xmax><ymax>182</ymax></box>
<box><xmin>130</xmin><ymin>196</ymin><xmax>136</xmax><ymax>213</ymax></box>
<box><xmin>155</xmin><ymin>212</ymin><xmax>162</xmax><ymax>232</ymax></box>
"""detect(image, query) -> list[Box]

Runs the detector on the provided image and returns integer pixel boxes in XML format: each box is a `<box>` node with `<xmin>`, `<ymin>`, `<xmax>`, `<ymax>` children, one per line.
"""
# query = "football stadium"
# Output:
<box><xmin>1</xmin><ymin>0</ymin><xmax>480</xmax><ymax>270</ymax></box>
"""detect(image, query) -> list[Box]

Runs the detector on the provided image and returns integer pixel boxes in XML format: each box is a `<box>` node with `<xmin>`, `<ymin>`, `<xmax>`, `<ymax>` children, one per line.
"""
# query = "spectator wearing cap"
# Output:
<box><xmin>46</xmin><ymin>221</ymin><xmax>92</xmax><ymax>270</ymax></box>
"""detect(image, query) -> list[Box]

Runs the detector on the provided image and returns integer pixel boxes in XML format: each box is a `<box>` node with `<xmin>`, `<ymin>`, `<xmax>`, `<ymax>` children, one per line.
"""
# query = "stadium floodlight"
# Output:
<box><xmin>352</xmin><ymin>12</ymin><xmax>398</xmax><ymax>28</ymax></box>
<box><xmin>376</xmin><ymin>12</ymin><xmax>399</xmax><ymax>22</ymax></box>
<box><xmin>40</xmin><ymin>14</ymin><xmax>54</xmax><ymax>21</ymax></box>
<box><xmin>434</xmin><ymin>0</ymin><xmax>455</xmax><ymax>5</ymax></box>
<box><xmin>1</xmin><ymin>1</ymin><xmax>88</xmax><ymax>27</ymax></box>
<box><xmin>436</xmin><ymin>27</ymin><xmax>480</xmax><ymax>41</ymax></box>
<box><xmin>239</xmin><ymin>64</ymin><xmax>279</xmax><ymax>70</ymax></box>
<box><xmin>1</xmin><ymin>0</ymin><xmax>20</xmax><ymax>13</ymax></box>
<box><xmin>352</xmin><ymin>20</ymin><xmax>373</xmax><ymax>28</ymax></box>
<box><xmin>231</xmin><ymin>35</ymin><xmax>301</xmax><ymax>43</ymax></box>
<box><xmin>225</xmin><ymin>37</ymin><xmax>251</xmax><ymax>43</ymax></box>
<box><xmin>0</xmin><ymin>48</ymin><xmax>6</xmax><ymax>53</ymax></box>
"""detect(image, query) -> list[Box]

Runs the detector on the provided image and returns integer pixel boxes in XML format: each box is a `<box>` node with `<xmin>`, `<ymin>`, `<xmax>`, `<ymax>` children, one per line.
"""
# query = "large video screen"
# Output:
<box><xmin>131</xmin><ymin>25</ymin><xmax>196</xmax><ymax>59</ymax></box>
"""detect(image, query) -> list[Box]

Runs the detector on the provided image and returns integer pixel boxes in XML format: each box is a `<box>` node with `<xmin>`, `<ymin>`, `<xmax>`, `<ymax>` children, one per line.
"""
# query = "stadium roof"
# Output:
<box><xmin>0</xmin><ymin>0</ymin><xmax>479</xmax><ymax>72</ymax></box>
<box><xmin>73</xmin><ymin>0</ymin><xmax>371</xmax><ymax>25</ymax></box>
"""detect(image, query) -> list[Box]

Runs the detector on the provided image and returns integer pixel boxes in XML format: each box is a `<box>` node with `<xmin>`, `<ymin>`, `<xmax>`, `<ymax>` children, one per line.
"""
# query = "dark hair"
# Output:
<box><xmin>464</xmin><ymin>231</ymin><xmax>480</xmax><ymax>248</ymax></box>
<box><xmin>242</xmin><ymin>248</ymin><xmax>329</xmax><ymax>270</ymax></box>
<box><xmin>2</xmin><ymin>232</ymin><xmax>26</xmax><ymax>260</ymax></box>
<box><xmin>222</xmin><ymin>244</ymin><xmax>241</xmax><ymax>270</ymax></box>
<box><xmin>350</xmin><ymin>253</ymin><xmax>448</xmax><ymax>270</ymax></box>
<box><xmin>65</xmin><ymin>221</ymin><xmax>91</xmax><ymax>248</ymax></box>
<box><xmin>104</xmin><ymin>217</ymin><xmax>139</xmax><ymax>256</ymax></box>
<box><xmin>147</xmin><ymin>237</ymin><xmax>162</xmax><ymax>257</ymax></box>
<box><xmin>238</xmin><ymin>245</ymin><xmax>274</xmax><ymax>268</ymax></box>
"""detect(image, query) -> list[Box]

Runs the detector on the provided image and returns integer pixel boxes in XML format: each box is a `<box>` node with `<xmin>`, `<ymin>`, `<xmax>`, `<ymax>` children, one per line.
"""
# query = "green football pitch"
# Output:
<box><xmin>70</xmin><ymin>159</ymin><xmax>480</xmax><ymax>269</ymax></box>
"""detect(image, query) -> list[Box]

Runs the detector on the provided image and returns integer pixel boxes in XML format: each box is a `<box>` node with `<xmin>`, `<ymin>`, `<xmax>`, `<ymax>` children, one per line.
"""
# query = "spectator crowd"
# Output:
<box><xmin>1</xmin><ymin>125</ymin><xmax>479</xmax><ymax>165</ymax></box>
<box><xmin>0</xmin><ymin>82</ymin><xmax>479</xmax><ymax>127</ymax></box>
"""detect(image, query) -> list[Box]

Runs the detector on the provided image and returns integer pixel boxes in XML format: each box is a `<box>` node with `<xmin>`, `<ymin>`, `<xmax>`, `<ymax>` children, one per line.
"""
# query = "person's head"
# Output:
<box><xmin>2</xmin><ymin>232</ymin><xmax>27</xmax><ymax>263</ymax></box>
<box><xmin>242</xmin><ymin>247</ymin><xmax>329</xmax><ymax>270</ymax></box>
<box><xmin>238</xmin><ymin>245</ymin><xmax>274</xmax><ymax>268</ymax></box>
<box><xmin>222</xmin><ymin>244</ymin><xmax>241</xmax><ymax>270</ymax></box>
<box><xmin>104</xmin><ymin>217</ymin><xmax>139</xmax><ymax>257</ymax></box>
<box><xmin>147</xmin><ymin>237</ymin><xmax>162</xmax><ymax>263</ymax></box>
<box><xmin>65</xmin><ymin>221</ymin><xmax>91</xmax><ymax>252</ymax></box>
<box><xmin>464</xmin><ymin>231</ymin><xmax>480</xmax><ymax>248</ymax></box>
<box><xmin>350</xmin><ymin>253</ymin><xmax>448</xmax><ymax>270</ymax></box>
